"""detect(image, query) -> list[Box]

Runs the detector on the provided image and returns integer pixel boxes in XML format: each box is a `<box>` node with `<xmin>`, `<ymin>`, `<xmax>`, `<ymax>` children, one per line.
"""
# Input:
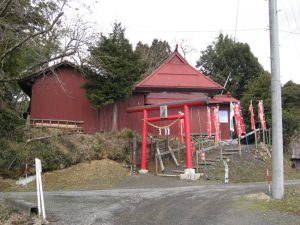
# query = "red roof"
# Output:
<box><xmin>208</xmin><ymin>94</ymin><xmax>239</xmax><ymax>104</ymax></box>
<box><xmin>135</xmin><ymin>50</ymin><xmax>223</xmax><ymax>92</ymax></box>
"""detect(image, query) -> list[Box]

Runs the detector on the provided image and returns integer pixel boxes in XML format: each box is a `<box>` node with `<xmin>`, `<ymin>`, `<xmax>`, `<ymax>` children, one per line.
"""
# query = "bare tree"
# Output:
<box><xmin>175</xmin><ymin>39</ymin><xmax>197</xmax><ymax>59</ymax></box>
<box><xmin>0</xmin><ymin>0</ymin><xmax>97</xmax><ymax>77</ymax></box>
<box><xmin>0</xmin><ymin>0</ymin><xmax>97</xmax><ymax>107</ymax></box>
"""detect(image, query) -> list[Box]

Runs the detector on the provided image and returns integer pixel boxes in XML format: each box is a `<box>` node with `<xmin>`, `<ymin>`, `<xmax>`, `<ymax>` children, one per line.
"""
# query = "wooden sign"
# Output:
<box><xmin>160</xmin><ymin>105</ymin><xmax>168</xmax><ymax>118</ymax></box>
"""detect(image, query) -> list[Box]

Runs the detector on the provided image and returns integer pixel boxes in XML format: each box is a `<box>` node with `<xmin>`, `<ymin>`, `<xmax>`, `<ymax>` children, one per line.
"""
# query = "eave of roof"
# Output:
<box><xmin>18</xmin><ymin>61</ymin><xmax>77</xmax><ymax>96</ymax></box>
<box><xmin>208</xmin><ymin>94</ymin><xmax>239</xmax><ymax>104</ymax></box>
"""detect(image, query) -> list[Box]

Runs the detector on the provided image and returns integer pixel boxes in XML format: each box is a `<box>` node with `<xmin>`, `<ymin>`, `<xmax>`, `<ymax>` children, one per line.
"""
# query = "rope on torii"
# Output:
<box><xmin>142</xmin><ymin>116</ymin><xmax>182</xmax><ymax>135</ymax></box>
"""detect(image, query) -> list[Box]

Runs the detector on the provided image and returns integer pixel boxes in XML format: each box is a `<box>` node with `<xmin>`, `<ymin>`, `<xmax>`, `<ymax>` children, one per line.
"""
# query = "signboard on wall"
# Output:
<box><xmin>160</xmin><ymin>105</ymin><xmax>168</xmax><ymax>118</ymax></box>
<box><xmin>218</xmin><ymin>110</ymin><xmax>228</xmax><ymax>123</ymax></box>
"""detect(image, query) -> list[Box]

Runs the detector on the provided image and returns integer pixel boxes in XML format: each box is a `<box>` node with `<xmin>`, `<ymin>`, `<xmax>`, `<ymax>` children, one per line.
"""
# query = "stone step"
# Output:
<box><xmin>198</xmin><ymin>162</ymin><xmax>213</xmax><ymax>165</ymax></box>
<box><xmin>223</xmin><ymin>148</ymin><xmax>240</xmax><ymax>152</ymax></box>
<box><xmin>217</xmin><ymin>156</ymin><xmax>229</xmax><ymax>160</ymax></box>
<box><xmin>182</xmin><ymin>163</ymin><xmax>212</xmax><ymax>168</ymax></box>
<box><xmin>171</xmin><ymin>169</ymin><xmax>185</xmax><ymax>173</ymax></box>
<box><xmin>222</xmin><ymin>152</ymin><xmax>240</xmax><ymax>155</ymax></box>
<box><xmin>157</xmin><ymin>173</ymin><xmax>180</xmax><ymax>177</ymax></box>
<box><xmin>204</xmin><ymin>159</ymin><xmax>219</xmax><ymax>162</ymax></box>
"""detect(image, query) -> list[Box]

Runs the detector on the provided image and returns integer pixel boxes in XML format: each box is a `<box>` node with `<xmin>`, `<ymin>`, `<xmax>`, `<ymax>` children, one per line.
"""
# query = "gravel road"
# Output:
<box><xmin>1</xmin><ymin>179</ymin><xmax>300</xmax><ymax>225</ymax></box>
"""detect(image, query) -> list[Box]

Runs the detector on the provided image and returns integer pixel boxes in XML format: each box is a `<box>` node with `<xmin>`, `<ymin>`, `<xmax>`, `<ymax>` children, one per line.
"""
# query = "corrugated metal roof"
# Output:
<box><xmin>208</xmin><ymin>94</ymin><xmax>239</xmax><ymax>104</ymax></box>
<box><xmin>135</xmin><ymin>50</ymin><xmax>224</xmax><ymax>91</ymax></box>
<box><xmin>18</xmin><ymin>61</ymin><xmax>77</xmax><ymax>96</ymax></box>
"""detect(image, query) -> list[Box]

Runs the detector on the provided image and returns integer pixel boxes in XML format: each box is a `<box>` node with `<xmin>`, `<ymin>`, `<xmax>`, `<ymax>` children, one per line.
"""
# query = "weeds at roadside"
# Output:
<box><xmin>236</xmin><ymin>186</ymin><xmax>300</xmax><ymax>216</ymax></box>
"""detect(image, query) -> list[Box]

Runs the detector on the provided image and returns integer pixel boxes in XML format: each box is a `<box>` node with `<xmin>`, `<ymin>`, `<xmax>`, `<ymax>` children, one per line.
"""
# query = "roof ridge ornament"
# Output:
<box><xmin>174</xmin><ymin>44</ymin><xmax>178</xmax><ymax>52</ymax></box>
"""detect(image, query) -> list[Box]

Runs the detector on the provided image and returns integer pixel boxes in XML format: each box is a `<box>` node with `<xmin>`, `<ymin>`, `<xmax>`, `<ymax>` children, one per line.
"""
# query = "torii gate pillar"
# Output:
<box><xmin>139</xmin><ymin>109</ymin><xmax>148</xmax><ymax>174</ymax></box>
<box><xmin>179</xmin><ymin>104</ymin><xmax>199</xmax><ymax>180</ymax></box>
<box><xmin>127</xmin><ymin>98</ymin><xmax>207</xmax><ymax>179</ymax></box>
<box><xmin>139</xmin><ymin>105</ymin><xmax>199</xmax><ymax>180</ymax></box>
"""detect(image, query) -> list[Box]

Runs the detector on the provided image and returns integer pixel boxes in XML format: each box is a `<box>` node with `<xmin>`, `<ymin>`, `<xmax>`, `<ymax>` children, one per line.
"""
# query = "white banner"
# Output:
<box><xmin>218</xmin><ymin>110</ymin><xmax>228</xmax><ymax>123</ymax></box>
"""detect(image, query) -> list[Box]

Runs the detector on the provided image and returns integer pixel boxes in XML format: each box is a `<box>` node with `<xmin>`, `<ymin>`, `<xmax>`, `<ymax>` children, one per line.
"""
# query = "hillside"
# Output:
<box><xmin>0</xmin><ymin>131</ymin><xmax>300</xmax><ymax>192</ymax></box>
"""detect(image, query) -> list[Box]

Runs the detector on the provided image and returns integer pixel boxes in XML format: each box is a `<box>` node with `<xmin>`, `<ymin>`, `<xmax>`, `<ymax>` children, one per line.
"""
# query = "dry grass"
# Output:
<box><xmin>237</xmin><ymin>186</ymin><xmax>300</xmax><ymax>216</ymax></box>
<box><xmin>0</xmin><ymin>203</ymin><xmax>34</xmax><ymax>225</ymax></box>
<box><xmin>244</xmin><ymin>192</ymin><xmax>271</xmax><ymax>201</ymax></box>
<box><xmin>1</xmin><ymin>159</ymin><xmax>130</xmax><ymax>192</ymax></box>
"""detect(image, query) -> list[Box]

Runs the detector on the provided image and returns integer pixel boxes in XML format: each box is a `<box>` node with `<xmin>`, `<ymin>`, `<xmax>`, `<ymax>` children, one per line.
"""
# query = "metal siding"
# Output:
<box><xmin>96</xmin><ymin>94</ymin><xmax>144</xmax><ymax>133</ymax></box>
<box><xmin>31</xmin><ymin>68</ymin><xmax>97</xmax><ymax>133</ymax></box>
<box><xmin>117</xmin><ymin>94</ymin><xmax>144</xmax><ymax>133</ymax></box>
<box><xmin>29</xmin><ymin>67</ymin><xmax>231</xmax><ymax>139</ymax></box>
<box><xmin>97</xmin><ymin>104</ymin><xmax>113</xmax><ymax>132</ymax></box>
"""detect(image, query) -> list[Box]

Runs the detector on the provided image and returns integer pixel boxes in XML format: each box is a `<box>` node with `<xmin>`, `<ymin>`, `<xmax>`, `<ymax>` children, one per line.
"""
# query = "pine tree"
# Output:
<box><xmin>135</xmin><ymin>39</ymin><xmax>171</xmax><ymax>76</ymax></box>
<box><xmin>83</xmin><ymin>22</ymin><xmax>146</xmax><ymax>131</ymax></box>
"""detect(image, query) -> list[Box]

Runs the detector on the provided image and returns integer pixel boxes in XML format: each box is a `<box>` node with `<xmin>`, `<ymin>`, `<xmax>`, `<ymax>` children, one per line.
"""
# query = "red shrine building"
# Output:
<box><xmin>19</xmin><ymin>49</ymin><xmax>238</xmax><ymax>139</ymax></box>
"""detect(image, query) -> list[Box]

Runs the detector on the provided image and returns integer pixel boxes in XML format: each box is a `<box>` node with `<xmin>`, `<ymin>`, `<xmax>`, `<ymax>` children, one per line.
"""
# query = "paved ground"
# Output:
<box><xmin>1</xmin><ymin>179</ymin><xmax>300</xmax><ymax>225</ymax></box>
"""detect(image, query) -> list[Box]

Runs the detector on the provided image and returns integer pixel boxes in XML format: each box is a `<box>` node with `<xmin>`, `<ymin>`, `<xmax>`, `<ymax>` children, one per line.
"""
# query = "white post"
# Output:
<box><xmin>35</xmin><ymin>158</ymin><xmax>41</xmax><ymax>217</ymax></box>
<box><xmin>223</xmin><ymin>160</ymin><xmax>229</xmax><ymax>184</ymax></box>
<box><xmin>35</xmin><ymin>158</ymin><xmax>46</xmax><ymax>221</ymax></box>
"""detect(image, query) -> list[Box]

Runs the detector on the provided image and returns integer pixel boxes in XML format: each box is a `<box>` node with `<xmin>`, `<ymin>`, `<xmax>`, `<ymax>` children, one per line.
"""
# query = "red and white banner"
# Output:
<box><xmin>212</xmin><ymin>107</ymin><xmax>220</xmax><ymax>143</ymax></box>
<box><xmin>200</xmin><ymin>152</ymin><xmax>205</xmax><ymax>161</ymax></box>
<box><xmin>233</xmin><ymin>103</ymin><xmax>241</xmax><ymax>137</ymax></box>
<box><xmin>179</xmin><ymin>117</ymin><xmax>184</xmax><ymax>144</ymax></box>
<box><xmin>232</xmin><ymin>102</ymin><xmax>246</xmax><ymax>137</ymax></box>
<box><xmin>258</xmin><ymin>100</ymin><xmax>266</xmax><ymax>129</ymax></box>
<box><xmin>249</xmin><ymin>100</ymin><xmax>256</xmax><ymax>131</ymax></box>
<box><xmin>233</xmin><ymin>103</ymin><xmax>242</xmax><ymax>137</ymax></box>
<box><xmin>238</xmin><ymin>102</ymin><xmax>246</xmax><ymax>135</ymax></box>
<box><xmin>207</xmin><ymin>107</ymin><xmax>212</xmax><ymax>138</ymax></box>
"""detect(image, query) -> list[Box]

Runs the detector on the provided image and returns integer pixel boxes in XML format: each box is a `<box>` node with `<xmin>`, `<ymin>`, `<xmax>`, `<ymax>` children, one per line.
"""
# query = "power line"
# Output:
<box><xmin>119</xmin><ymin>28</ymin><xmax>267</xmax><ymax>33</ymax></box>
<box><xmin>233</xmin><ymin>0</ymin><xmax>240</xmax><ymax>42</ymax></box>
<box><xmin>288</xmin><ymin>0</ymin><xmax>300</xmax><ymax>35</ymax></box>
<box><xmin>280</xmin><ymin>0</ymin><xmax>300</xmax><ymax>60</ymax></box>
<box><xmin>279</xmin><ymin>30</ymin><xmax>300</xmax><ymax>35</ymax></box>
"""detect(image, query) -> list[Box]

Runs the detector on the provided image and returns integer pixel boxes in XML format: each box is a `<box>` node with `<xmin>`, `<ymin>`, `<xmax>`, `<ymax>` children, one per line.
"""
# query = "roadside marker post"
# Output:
<box><xmin>35</xmin><ymin>158</ymin><xmax>46</xmax><ymax>222</ymax></box>
<box><xmin>266</xmin><ymin>160</ymin><xmax>271</xmax><ymax>195</ymax></box>
<box><xmin>223</xmin><ymin>160</ymin><xmax>229</xmax><ymax>184</ymax></box>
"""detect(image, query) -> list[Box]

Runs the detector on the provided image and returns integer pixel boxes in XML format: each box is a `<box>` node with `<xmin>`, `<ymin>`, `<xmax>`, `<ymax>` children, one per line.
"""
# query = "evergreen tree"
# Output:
<box><xmin>281</xmin><ymin>81</ymin><xmax>300</xmax><ymax>145</ymax></box>
<box><xmin>83</xmin><ymin>22</ymin><xmax>146</xmax><ymax>131</ymax></box>
<box><xmin>196</xmin><ymin>34</ymin><xmax>264</xmax><ymax>97</ymax></box>
<box><xmin>135</xmin><ymin>39</ymin><xmax>171</xmax><ymax>76</ymax></box>
<box><xmin>240</xmin><ymin>72</ymin><xmax>272</xmax><ymax>130</ymax></box>
<box><xmin>241</xmin><ymin>74</ymin><xmax>300</xmax><ymax>147</ymax></box>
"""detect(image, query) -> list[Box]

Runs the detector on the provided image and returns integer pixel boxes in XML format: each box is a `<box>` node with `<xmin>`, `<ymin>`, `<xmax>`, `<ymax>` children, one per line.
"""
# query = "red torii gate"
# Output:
<box><xmin>127</xmin><ymin>98</ymin><xmax>207</xmax><ymax>179</ymax></box>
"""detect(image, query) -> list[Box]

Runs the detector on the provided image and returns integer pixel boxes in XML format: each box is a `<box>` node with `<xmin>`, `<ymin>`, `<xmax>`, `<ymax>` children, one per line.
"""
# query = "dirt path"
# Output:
<box><xmin>1</xmin><ymin>179</ymin><xmax>300</xmax><ymax>225</ymax></box>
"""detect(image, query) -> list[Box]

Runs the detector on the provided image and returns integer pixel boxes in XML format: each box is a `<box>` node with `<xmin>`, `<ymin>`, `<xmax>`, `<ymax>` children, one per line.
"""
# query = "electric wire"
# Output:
<box><xmin>280</xmin><ymin>0</ymin><xmax>300</xmax><ymax>60</ymax></box>
<box><xmin>233</xmin><ymin>0</ymin><xmax>240</xmax><ymax>43</ymax></box>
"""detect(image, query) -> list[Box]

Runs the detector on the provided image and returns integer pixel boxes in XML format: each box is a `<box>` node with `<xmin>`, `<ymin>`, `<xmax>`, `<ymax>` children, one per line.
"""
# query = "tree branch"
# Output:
<box><xmin>0</xmin><ymin>12</ymin><xmax>64</xmax><ymax>62</ymax></box>
<box><xmin>0</xmin><ymin>50</ymin><xmax>76</xmax><ymax>83</ymax></box>
<box><xmin>0</xmin><ymin>0</ymin><xmax>13</xmax><ymax>18</ymax></box>
<box><xmin>0</xmin><ymin>78</ymin><xmax>18</xmax><ymax>83</ymax></box>
<box><xmin>25</xmin><ymin>50</ymin><xmax>77</xmax><ymax>72</ymax></box>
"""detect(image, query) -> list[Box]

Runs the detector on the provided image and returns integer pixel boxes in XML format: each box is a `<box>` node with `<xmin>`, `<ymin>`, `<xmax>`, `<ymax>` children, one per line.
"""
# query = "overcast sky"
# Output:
<box><xmin>77</xmin><ymin>0</ymin><xmax>300</xmax><ymax>84</ymax></box>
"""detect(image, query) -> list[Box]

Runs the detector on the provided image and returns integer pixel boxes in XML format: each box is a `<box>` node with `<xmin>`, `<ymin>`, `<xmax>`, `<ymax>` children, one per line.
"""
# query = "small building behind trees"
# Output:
<box><xmin>291</xmin><ymin>135</ymin><xmax>300</xmax><ymax>170</ymax></box>
<box><xmin>19</xmin><ymin>49</ymin><xmax>238</xmax><ymax>139</ymax></box>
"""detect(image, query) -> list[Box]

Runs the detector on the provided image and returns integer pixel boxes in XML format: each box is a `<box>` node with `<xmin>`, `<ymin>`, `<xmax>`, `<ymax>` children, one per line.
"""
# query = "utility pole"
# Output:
<box><xmin>269</xmin><ymin>0</ymin><xmax>284</xmax><ymax>199</ymax></box>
